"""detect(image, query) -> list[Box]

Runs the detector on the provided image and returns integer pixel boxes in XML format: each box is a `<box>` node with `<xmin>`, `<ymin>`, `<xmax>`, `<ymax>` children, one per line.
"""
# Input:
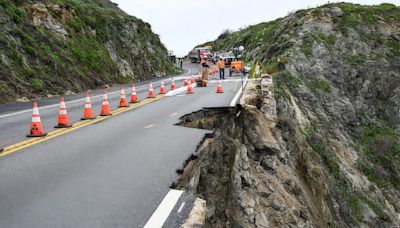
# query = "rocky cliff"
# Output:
<box><xmin>176</xmin><ymin>3</ymin><xmax>400</xmax><ymax>227</ymax></box>
<box><xmin>0</xmin><ymin>0</ymin><xmax>177</xmax><ymax>103</ymax></box>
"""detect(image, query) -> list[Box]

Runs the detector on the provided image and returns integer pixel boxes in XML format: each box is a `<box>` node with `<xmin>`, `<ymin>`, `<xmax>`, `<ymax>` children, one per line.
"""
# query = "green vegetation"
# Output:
<box><xmin>264</xmin><ymin>61</ymin><xmax>278</xmax><ymax>74</ymax></box>
<box><xmin>349</xmin><ymin>194</ymin><xmax>363</xmax><ymax>221</ymax></box>
<box><xmin>0</xmin><ymin>0</ymin><xmax>175</xmax><ymax>103</ymax></box>
<box><xmin>66</xmin><ymin>19</ymin><xmax>83</xmax><ymax>32</ymax></box>
<box><xmin>211</xmin><ymin>17</ymin><xmax>295</xmax><ymax>65</ymax></box>
<box><xmin>301</xmin><ymin>34</ymin><xmax>314</xmax><ymax>57</ymax></box>
<box><xmin>317</xmin><ymin>32</ymin><xmax>337</xmax><ymax>46</ymax></box>
<box><xmin>313</xmin><ymin>79</ymin><xmax>332</xmax><ymax>93</ymax></box>
<box><xmin>310</xmin><ymin>138</ymin><xmax>341</xmax><ymax>180</ymax></box>
<box><xmin>29</xmin><ymin>78</ymin><xmax>44</xmax><ymax>91</ymax></box>
<box><xmin>273</xmin><ymin>70</ymin><xmax>305</xmax><ymax>101</ymax></box>
<box><xmin>359</xmin><ymin>127</ymin><xmax>400</xmax><ymax>191</ymax></box>
<box><xmin>344</xmin><ymin>53</ymin><xmax>366</xmax><ymax>67</ymax></box>
<box><xmin>362</xmin><ymin>196</ymin><xmax>391</xmax><ymax>221</ymax></box>
<box><xmin>205</xmin><ymin>2</ymin><xmax>400</xmax><ymax>225</ymax></box>
<box><xmin>276</xmin><ymin>71</ymin><xmax>303</xmax><ymax>91</ymax></box>
<box><xmin>332</xmin><ymin>3</ymin><xmax>400</xmax><ymax>35</ymax></box>
<box><xmin>387</xmin><ymin>40</ymin><xmax>400</xmax><ymax>57</ymax></box>
<box><xmin>2</xmin><ymin>1</ymin><xmax>27</xmax><ymax>23</ymax></box>
<box><xmin>348</xmin><ymin>193</ymin><xmax>391</xmax><ymax>222</ymax></box>
<box><xmin>312</xmin><ymin>8</ymin><xmax>323</xmax><ymax>17</ymax></box>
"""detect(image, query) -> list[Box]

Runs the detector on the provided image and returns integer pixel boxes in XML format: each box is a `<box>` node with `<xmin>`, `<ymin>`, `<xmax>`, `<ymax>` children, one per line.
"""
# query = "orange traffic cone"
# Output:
<box><xmin>190</xmin><ymin>77</ymin><xmax>195</xmax><ymax>84</ymax></box>
<box><xmin>55</xmin><ymin>97</ymin><xmax>72</xmax><ymax>128</ymax></box>
<box><xmin>187</xmin><ymin>84</ymin><xmax>193</xmax><ymax>94</ymax></box>
<box><xmin>119</xmin><ymin>87</ymin><xmax>129</xmax><ymax>107</ymax></box>
<box><xmin>171</xmin><ymin>78</ymin><xmax>176</xmax><ymax>90</ymax></box>
<box><xmin>148</xmin><ymin>81</ymin><xmax>156</xmax><ymax>98</ymax></box>
<box><xmin>27</xmin><ymin>101</ymin><xmax>47</xmax><ymax>137</ymax></box>
<box><xmin>216</xmin><ymin>80</ymin><xmax>224</xmax><ymax>93</ymax></box>
<box><xmin>130</xmin><ymin>84</ymin><xmax>139</xmax><ymax>103</ymax></box>
<box><xmin>159</xmin><ymin>80</ymin><xmax>166</xmax><ymax>94</ymax></box>
<box><xmin>184</xmin><ymin>79</ymin><xmax>189</xmax><ymax>86</ymax></box>
<box><xmin>100</xmin><ymin>91</ymin><xmax>112</xmax><ymax>116</ymax></box>
<box><xmin>81</xmin><ymin>91</ymin><xmax>96</xmax><ymax>120</ymax></box>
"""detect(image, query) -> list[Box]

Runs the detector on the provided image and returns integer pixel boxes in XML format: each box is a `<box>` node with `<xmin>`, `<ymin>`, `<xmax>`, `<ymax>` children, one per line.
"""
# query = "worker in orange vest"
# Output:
<box><xmin>200</xmin><ymin>57</ymin><xmax>210</xmax><ymax>80</ymax></box>
<box><xmin>216</xmin><ymin>58</ymin><xmax>226</xmax><ymax>79</ymax></box>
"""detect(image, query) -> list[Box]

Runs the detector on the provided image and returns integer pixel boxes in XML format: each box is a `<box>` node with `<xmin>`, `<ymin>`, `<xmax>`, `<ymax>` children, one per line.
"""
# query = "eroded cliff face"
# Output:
<box><xmin>0</xmin><ymin>0</ymin><xmax>177</xmax><ymax>103</ymax></box>
<box><xmin>175</xmin><ymin>78</ymin><xmax>400</xmax><ymax>227</ymax></box>
<box><xmin>177</xmin><ymin>3</ymin><xmax>400</xmax><ymax>227</ymax></box>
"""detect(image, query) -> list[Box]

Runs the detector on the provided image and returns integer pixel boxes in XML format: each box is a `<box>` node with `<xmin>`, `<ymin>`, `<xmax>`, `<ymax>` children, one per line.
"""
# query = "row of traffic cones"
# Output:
<box><xmin>148</xmin><ymin>78</ymin><xmax>178</xmax><ymax>98</ymax></box>
<box><xmin>27</xmin><ymin>80</ymin><xmax>177</xmax><ymax>137</ymax></box>
<box><xmin>82</xmin><ymin>85</ymin><xmax>139</xmax><ymax>120</ymax></box>
<box><xmin>210</xmin><ymin>67</ymin><xmax>218</xmax><ymax>75</ymax></box>
<box><xmin>27</xmin><ymin>78</ymin><xmax>221</xmax><ymax>137</ymax></box>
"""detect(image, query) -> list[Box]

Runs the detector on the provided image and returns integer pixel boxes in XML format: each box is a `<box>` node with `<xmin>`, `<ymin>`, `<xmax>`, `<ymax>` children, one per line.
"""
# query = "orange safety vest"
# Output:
<box><xmin>217</xmin><ymin>60</ymin><xmax>225</xmax><ymax>69</ymax></box>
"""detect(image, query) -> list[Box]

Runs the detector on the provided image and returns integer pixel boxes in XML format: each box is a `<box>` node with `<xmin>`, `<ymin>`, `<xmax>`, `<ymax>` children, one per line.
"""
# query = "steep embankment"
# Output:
<box><xmin>0</xmin><ymin>0</ymin><xmax>177</xmax><ymax>103</ymax></box>
<box><xmin>176</xmin><ymin>3</ymin><xmax>400</xmax><ymax>227</ymax></box>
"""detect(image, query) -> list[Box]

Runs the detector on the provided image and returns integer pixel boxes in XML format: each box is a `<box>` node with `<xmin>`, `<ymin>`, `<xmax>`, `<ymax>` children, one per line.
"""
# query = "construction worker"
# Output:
<box><xmin>217</xmin><ymin>58</ymin><xmax>225</xmax><ymax>79</ymax></box>
<box><xmin>200</xmin><ymin>58</ymin><xmax>209</xmax><ymax>80</ymax></box>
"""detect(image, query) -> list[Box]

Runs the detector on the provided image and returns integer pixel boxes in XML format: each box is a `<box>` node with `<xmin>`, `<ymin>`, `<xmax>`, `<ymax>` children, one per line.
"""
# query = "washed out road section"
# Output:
<box><xmin>0</xmin><ymin>77</ymin><xmax>241</xmax><ymax>227</ymax></box>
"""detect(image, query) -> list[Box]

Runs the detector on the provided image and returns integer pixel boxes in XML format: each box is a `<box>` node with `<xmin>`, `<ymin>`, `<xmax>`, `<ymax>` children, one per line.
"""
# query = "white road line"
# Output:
<box><xmin>207</xmin><ymin>78</ymin><xmax>261</xmax><ymax>83</ymax></box>
<box><xmin>177</xmin><ymin>202</ymin><xmax>186</xmax><ymax>213</ymax></box>
<box><xmin>144</xmin><ymin>189</ymin><xmax>183</xmax><ymax>228</ymax></box>
<box><xmin>144</xmin><ymin>124</ymin><xmax>155</xmax><ymax>129</ymax></box>
<box><xmin>233</xmin><ymin>80</ymin><xmax>239</xmax><ymax>92</ymax></box>
<box><xmin>208</xmin><ymin>79</ymin><xmax>242</xmax><ymax>83</ymax></box>
<box><xmin>230</xmin><ymin>77</ymin><xmax>248</xmax><ymax>107</ymax></box>
<box><xmin>165</xmin><ymin>82</ymin><xmax>198</xmax><ymax>97</ymax></box>
<box><xmin>0</xmin><ymin>76</ymin><xmax>190</xmax><ymax>119</ymax></box>
<box><xmin>169</xmin><ymin>112</ymin><xmax>178</xmax><ymax>117</ymax></box>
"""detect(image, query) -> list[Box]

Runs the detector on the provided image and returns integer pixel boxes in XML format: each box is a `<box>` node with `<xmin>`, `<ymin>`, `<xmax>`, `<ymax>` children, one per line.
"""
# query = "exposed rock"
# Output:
<box><xmin>27</xmin><ymin>3</ymin><xmax>68</xmax><ymax>38</ymax></box>
<box><xmin>182</xmin><ymin>198</ymin><xmax>206</xmax><ymax>227</ymax></box>
<box><xmin>255</xmin><ymin>212</ymin><xmax>269</xmax><ymax>227</ymax></box>
<box><xmin>327</xmin><ymin>7</ymin><xmax>344</xmax><ymax>17</ymax></box>
<box><xmin>16</xmin><ymin>97</ymin><xmax>29</xmax><ymax>102</ymax></box>
<box><xmin>64</xmin><ymin>90</ymin><xmax>75</xmax><ymax>96</ymax></box>
<box><xmin>105</xmin><ymin>41</ymin><xmax>135</xmax><ymax>78</ymax></box>
<box><xmin>260</xmin><ymin>155</ymin><xmax>278</xmax><ymax>171</ymax></box>
<box><xmin>299</xmin><ymin>208</ymin><xmax>309</xmax><ymax>221</ymax></box>
<box><xmin>272</xmin><ymin>198</ymin><xmax>286</xmax><ymax>212</ymax></box>
<box><xmin>177</xmin><ymin>2</ymin><xmax>400</xmax><ymax>227</ymax></box>
<box><xmin>0</xmin><ymin>0</ymin><xmax>177</xmax><ymax>104</ymax></box>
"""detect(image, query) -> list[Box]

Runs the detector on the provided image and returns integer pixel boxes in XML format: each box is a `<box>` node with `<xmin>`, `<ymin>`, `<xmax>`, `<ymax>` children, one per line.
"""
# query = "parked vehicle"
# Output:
<box><xmin>188</xmin><ymin>47</ymin><xmax>213</xmax><ymax>63</ymax></box>
<box><xmin>229</xmin><ymin>60</ymin><xmax>245</xmax><ymax>76</ymax></box>
<box><xmin>218</xmin><ymin>52</ymin><xmax>236</xmax><ymax>66</ymax></box>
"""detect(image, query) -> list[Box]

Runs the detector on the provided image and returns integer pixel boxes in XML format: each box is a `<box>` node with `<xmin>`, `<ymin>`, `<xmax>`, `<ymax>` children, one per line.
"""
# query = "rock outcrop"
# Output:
<box><xmin>0</xmin><ymin>0</ymin><xmax>178</xmax><ymax>103</ymax></box>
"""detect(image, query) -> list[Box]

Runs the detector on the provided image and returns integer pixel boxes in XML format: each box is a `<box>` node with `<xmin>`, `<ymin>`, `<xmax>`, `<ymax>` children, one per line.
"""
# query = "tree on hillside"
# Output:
<box><xmin>218</xmin><ymin>29</ymin><xmax>232</xmax><ymax>40</ymax></box>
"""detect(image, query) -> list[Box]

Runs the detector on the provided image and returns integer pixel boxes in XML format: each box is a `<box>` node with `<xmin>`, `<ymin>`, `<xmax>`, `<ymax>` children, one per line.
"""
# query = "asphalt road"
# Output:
<box><xmin>0</xmin><ymin>62</ymin><xmax>201</xmax><ymax>148</ymax></box>
<box><xmin>0</xmin><ymin>64</ymin><xmax>244</xmax><ymax>227</ymax></box>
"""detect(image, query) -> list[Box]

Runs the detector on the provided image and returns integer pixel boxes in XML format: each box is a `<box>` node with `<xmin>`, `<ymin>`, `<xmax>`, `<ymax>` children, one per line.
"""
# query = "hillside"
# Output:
<box><xmin>0</xmin><ymin>0</ymin><xmax>177</xmax><ymax>104</ymax></box>
<box><xmin>179</xmin><ymin>3</ymin><xmax>400</xmax><ymax>227</ymax></box>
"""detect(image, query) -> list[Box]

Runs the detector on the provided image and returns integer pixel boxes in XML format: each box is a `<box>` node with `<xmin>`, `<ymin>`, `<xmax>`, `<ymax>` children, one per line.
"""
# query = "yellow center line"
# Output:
<box><xmin>0</xmin><ymin>95</ymin><xmax>164</xmax><ymax>157</ymax></box>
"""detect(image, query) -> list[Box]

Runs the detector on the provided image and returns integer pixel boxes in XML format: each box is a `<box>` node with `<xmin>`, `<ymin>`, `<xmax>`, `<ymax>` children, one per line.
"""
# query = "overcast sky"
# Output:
<box><xmin>111</xmin><ymin>0</ymin><xmax>397</xmax><ymax>56</ymax></box>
